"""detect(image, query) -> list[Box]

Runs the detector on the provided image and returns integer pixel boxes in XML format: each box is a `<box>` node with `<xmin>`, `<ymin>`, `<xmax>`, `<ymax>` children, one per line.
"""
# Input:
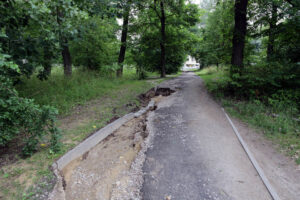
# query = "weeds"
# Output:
<box><xmin>197</xmin><ymin>66</ymin><xmax>300</xmax><ymax>164</ymax></box>
<box><xmin>1</xmin><ymin>66</ymin><xmax>165</xmax><ymax>199</ymax></box>
<box><xmin>17</xmin><ymin>67</ymin><xmax>146</xmax><ymax>115</ymax></box>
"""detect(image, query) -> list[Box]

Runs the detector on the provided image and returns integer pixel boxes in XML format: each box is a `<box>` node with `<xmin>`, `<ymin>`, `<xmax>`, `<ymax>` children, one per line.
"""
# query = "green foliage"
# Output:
<box><xmin>130</xmin><ymin>0</ymin><xmax>200</xmax><ymax>76</ymax></box>
<box><xmin>196</xmin><ymin>0</ymin><xmax>299</xmax><ymax>93</ymax></box>
<box><xmin>198</xmin><ymin>63</ymin><xmax>300</xmax><ymax>113</ymax></box>
<box><xmin>228</xmin><ymin>62</ymin><xmax>300</xmax><ymax>103</ymax></box>
<box><xmin>196</xmin><ymin>66</ymin><xmax>231</xmax><ymax>98</ymax></box>
<box><xmin>275</xmin><ymin>14</ymin><xmax>300</xmax><ymax>63</ymax></box>
<box><xmin>192</xmin><ymin>0</ymin><xmax>234</xmax><ymax>67</ymax></box>
<box><xmin>17</xmin><ymin>66</ymin><xmax>145</xmax><ymax>115</ymax></box>
<box><xmin>248</xmin><ymin>0</ymin><xmax>299</xmax><ymax>63</ymax></box>
<box><xmin>100</xmin><ymin>63</ymin><xmax>121</xmax><ymax>77</ymax></box>
<box><xmin>0</xmin><ymin>0</ymin><xmax>87</xmax><ymax>79</ymax></box>
<box><xmin>0</xmin><ymin>51</ymin><xmax>60</xmax><ymax>156</ymax></box>
<box><xmin>70</xmin><ymin>17</ymin><xmax>119</xmax><ymax>70</ymax></box>
<box><xmin>198</xmin><ymin>66</ymin><xmax>300</xmax><ymax>163</ymax></box>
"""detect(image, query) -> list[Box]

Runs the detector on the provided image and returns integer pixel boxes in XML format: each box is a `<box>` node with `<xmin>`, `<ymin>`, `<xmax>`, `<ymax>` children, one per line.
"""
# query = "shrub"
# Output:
<box><xmin>100</xmin><ymin>63</ymin><xmax>120</xmax><ymax>78</ymax></box>
<box><xmin>228</xmin><ymin>62</ymin><xmax>300</xmax><ymax>103</ymax></box>
<box><xmin>70</xmin><ymin>17</ymin><xmax>119</xmax><ymax>71</ymax></box>
<box><xmin>0</xmin><ymin>52</ymin><xmax>61</xmax><ymax>156</ymax></box>
<box><xmin>200</xmin><ymin>64</ymin><xmax>300</xmax><ymax>113</ymax></box>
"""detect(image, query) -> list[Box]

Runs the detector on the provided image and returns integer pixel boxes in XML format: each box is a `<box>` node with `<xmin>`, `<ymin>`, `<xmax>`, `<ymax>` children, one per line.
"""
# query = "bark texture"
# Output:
<box><xmin>43</xmin><ymin>45</ymin><xmax>52</xmax><ymax>77</ymax></box>
<box><xmin>231</xmin><ymin>0</ymin><xmax>249</xmax><ymax>74</ymax></box>
<box><xmin>57</xmin><ymin>6</ymin><xmax>72</xmax><ymax>76</ymax></box>
<box><xmin>117</xmin><ymin>2</ymin><xmax>130</xmax><ymax>77</ymax></box>
<box><xmin>267</xmin><ymin>2</ymin><xmax>278</xmax><ymax>61</ymax></box>
<box><xmin>159</xmin><ymin>0</ymin><xmax>166</xmax><ymax>78</ymax></box>
<box><xmin>61</xmin><ymin>40</ymin><xmax>72</xmax><ymax>76</ymax></box>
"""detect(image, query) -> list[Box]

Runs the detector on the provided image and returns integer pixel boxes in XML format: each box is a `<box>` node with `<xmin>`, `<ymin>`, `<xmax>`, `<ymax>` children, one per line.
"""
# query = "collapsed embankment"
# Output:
<box><xmin>47</xmin><ymin>87</ymin><xmax>175</xmax><ymax>200</ymax></box>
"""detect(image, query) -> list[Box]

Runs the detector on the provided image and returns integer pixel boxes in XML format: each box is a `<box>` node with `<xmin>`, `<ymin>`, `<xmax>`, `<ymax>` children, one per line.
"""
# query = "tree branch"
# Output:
<box><xmin>285</xmin><ymin>0</ymin><xmax>297</xmax><ymax>7</ymax></box>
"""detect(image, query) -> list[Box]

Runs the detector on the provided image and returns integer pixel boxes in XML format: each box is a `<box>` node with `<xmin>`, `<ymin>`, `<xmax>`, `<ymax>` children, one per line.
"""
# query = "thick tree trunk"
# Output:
<box><xmin>117</xmin><ymin>3</ymin><xmax>130</xmax><ymax>77</ymax></box>
<box><xmin>57</xmin><ymin>6</ymin><xmax>72</xmax><ymax>76</ymax></box>
<box><xmin>43</xmin><ymin>44</ymin><xmax>52</xmax><ymax>77</ymax></box>
<box><xmin>267</xmin><ymin>3</ymin><xmax>278</xmax><ymax>61</ymax></box>
<box><xmin>160</xmin><ymin>0</ymin><xmax>166</xmax><ymax>78</ymax></box>
<box><xmin>231</xmin><ymin>0</ymin><xmax>249</xmax><ymax>75</ymax></box>
<box><xmin>62</xmin><ymin>39</ymin><xmax>72</xmax><ymax>76</ymax></box>
<box><xmin>38</xmin><ymin>51</ymin><xmax>52</xmax><ymax>80</ymax></box>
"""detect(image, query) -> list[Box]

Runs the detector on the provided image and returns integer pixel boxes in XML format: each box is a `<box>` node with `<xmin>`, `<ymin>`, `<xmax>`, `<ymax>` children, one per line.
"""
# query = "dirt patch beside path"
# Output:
<box><xmin>48</xmin><ymin>94</ymin><xmax>166</xmax><ymax>200</ymax></box>
<box><xmin>61</xmin><ymin>115</ymin><xmax>147</xmax><ymax>200</ymax></box>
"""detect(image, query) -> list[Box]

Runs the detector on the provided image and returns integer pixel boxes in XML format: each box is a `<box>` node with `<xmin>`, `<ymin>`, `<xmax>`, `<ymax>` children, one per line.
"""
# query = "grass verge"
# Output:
<box><xmin>196</xmin><ymin>66</ymin><xmax>300</xmax><ymax>165</ymax></box>
<box><xmin>17</xmin><ymin>67</ymin><xmax>160</xmax><ymax>115</ymax></box>
<box><xmin>0</xmin><ymin>67</ymin><xmax>172</xmax><ymax>199</ymax></box>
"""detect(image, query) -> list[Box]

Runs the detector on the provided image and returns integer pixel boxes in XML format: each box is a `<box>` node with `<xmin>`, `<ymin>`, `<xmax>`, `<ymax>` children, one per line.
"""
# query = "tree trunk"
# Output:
<box><xmin>57</xmin><ymin>6</ymin><xmax>72</xmax><ymax>76</ymax></box>
<box><xmin>267</xmin><ymin>2</ymin><xmax>278</xmax><ymax>61</ymax></box>
<box><xmin>43</xmin><ymin>44</ymin><xmax>52</xmax><ymax>77</ymax></box>
<box><xmin>62</xmin><ymin>39</ymin><xmax>72</xmax><ymax>76</ymax></box>
<box><xmin>231</xmin><ymin>0</ymin><xmax>249</xmax><ymax>75</ymax></box>
<box><xmin>160</xmin><ymin>0</ymin><xmax>166</xmax><ymax>78</ymax></box>
<box><xmin>117</xmin><ymin>2</ymin><xmax>130</xmax><ymax>77</ymax></box>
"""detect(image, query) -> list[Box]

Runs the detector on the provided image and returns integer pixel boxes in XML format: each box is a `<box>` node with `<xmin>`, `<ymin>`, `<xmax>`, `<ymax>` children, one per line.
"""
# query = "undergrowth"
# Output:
<box><xmin>1</xmin><ymin>66</ymin><xmax>165</xmax><ymax>199</ymax></box>
<box><xmin>197</xmin><ymin>66</ymin><xmax>300</xmax><ymax>164</ymax></box>
<box><xmin>17</xmin><ymin>66</ymin><xmax>161</xmax><ymax>115</ymax></box>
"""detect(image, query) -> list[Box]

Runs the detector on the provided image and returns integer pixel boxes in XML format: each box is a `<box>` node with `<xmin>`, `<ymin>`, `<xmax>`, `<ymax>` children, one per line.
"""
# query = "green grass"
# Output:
<box><xmin>197</xmin><ymin>66</ymin><xmax>300</xmax><ymax>164</ymax></box>
<box><xmin>1</xmin><ymin>66</ymin><xmax>169</xmax><ymax>199</ymax></box>
<box><xmin>195</xmin><ymin>67</ymin><xmax>219</xmax><ymax>82</ymax></box>
<box><xmin>17</xmin><ymin>67</ymin><xmax>156</xmax><ymax>115</ymax></box>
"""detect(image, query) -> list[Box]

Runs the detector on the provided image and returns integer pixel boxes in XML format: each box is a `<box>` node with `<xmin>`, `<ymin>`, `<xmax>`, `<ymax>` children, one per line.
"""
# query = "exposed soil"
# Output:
<box><xmin>0</xmin><ymin>139</ymin><xmax>23</xmax><ymax>168</ymax></box>
<box><xmin>59</xmin><ymin>86</ymin><xmax>173</xmax><ymax>131</ymax></box>
<box><xmin>24</xmin><ymin>172</ymin><xmax>57</xmax><ymax>200</ymax></box>
<box><xmin>48</xmin><ymin>73</ymin><xmax>300</xmax><ymax>200</ymax></box>
<box><xmin>138</xmin><ymin>87</ymin><xmax>175</xmax><ymax>107</ymax></box>
<box><xmin>0</xmin><ymin>86</ymin><xmax>172</xmax><ymax>170</ymax></box>
<box><xmin>50</xmin><ymin>115</ymin><xmax>148</xmax><ymax>200</ymax></box>
<box><xmin>47</xmin><ymin>93</ymin><xmax>169</xmax><ymax>200</ymax></box>
<box><xmin>0</xmin><ymin>98</ymin><xmax>134</xmax><ymax>169</ymax></box>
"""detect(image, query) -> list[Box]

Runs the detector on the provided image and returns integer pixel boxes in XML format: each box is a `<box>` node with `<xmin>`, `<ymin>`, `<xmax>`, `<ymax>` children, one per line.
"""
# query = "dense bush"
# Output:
<box><xmin>0</xmin><ymin>52</ymin><xmax>61</xmax><ymax>156</ymax></box>
<box><xmin>70</xmin><ymin>17</ymin><xmax>119</xmax><ymax>71</ymax></box>
<box><xmin>229</xmin><ymin>62</ymin><xmax>300</xmax><ymax>99</ymax></box>
<box><xmin>203</xmin><ymin>63</ymin><xmax>300</xmax><ymax>113</ymax></box>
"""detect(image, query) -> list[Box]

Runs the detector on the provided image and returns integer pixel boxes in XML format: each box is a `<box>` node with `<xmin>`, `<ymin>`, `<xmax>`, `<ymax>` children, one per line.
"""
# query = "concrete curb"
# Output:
<box><xmin>222</xmin><ymin>108</ymin><xmax>281</xmax><ymax>200</ymax></box>
<box><xmin>52</xmin><ymin>100</ymin><xmax>156</xmax><ymax>171</ymax></box>
<box><xmin>134</xmin><ymin>100</ymin><xmax>155</xmax><ymax>118</ymax></box>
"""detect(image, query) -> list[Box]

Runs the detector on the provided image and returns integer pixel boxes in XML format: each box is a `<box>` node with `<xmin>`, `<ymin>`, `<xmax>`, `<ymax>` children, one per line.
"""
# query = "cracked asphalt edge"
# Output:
<box><xmin>110</xmin><ymin>111</ymin><xmax>156</xmax><ymax>200</ymax></box>
<box><xmin>47</xmin><ymin>101</ymin><xmax>157</xmax><ymax>200</ymax></box>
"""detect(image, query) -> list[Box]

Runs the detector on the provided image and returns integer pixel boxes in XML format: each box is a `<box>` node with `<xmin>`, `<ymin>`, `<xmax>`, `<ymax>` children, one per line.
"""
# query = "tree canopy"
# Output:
<box><xmin>1</xmin><ymin>0</ymin><xmax>299</xmax><ymax>156</ymax></box>
<box><xmin>0</xmin><ymin>0</ymin><xmax>200</xmax><ymax>156</ymax></box>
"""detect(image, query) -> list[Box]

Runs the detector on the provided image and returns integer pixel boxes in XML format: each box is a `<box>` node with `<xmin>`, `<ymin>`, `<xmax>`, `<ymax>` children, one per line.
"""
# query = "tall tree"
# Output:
<box><xmin>231</xmin><ymin>0</ymin><xmax>249</xmax><ymax>74</ymax></box>
<box><xmin>159</xmin><ymin>0</ymin><xmax>166</xmax><ymax>78</ymax></box>
<box><xmin>267</xmin><ymin>1</ymin><xmax>278</xmax><ymax>61</ymax></box>
<box><xmin>117</xmin><ymin>0</ymin><xmax>131</xmax><ymax>77</ymax></box>
<box><xmin>153</xmin><ymin>0</ymin><xmax>167</xmax><ymax>78</ymax></box>
<box><xmin>56</xmin><ymin>4</ymin><xmax>72</xmax><ymax>76</ymax></box>
<box><xmin>131</xmin><ymin>0</ymin><xmax>199</xmax><ymax>78</ymax></box>
<box><xmin>193</xmin><ymin>0</ymin><xmax>234</xmax><ymax>67</ymax></box>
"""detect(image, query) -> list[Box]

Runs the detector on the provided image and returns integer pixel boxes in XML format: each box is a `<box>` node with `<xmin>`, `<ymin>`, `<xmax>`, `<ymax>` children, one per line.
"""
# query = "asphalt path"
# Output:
<box><xmin>142</xmin><ymin>72</ymin><xmax>272</xmax><ymax>200</ymax></box>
